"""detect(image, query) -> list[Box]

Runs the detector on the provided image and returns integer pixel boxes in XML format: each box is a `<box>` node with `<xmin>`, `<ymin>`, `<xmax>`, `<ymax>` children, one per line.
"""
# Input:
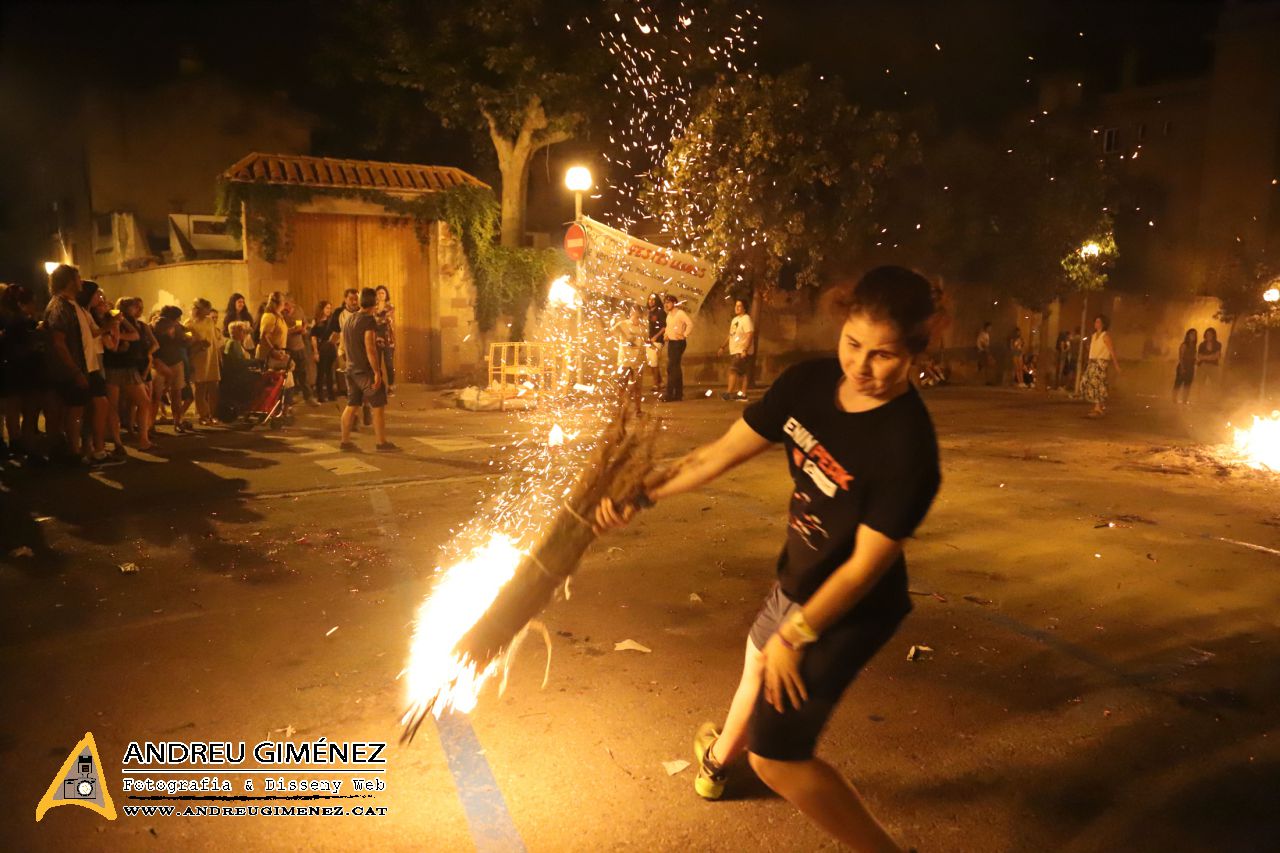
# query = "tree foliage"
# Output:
<box><xmin>879</xmin><ymin>119</ymin><xmax>1114</xmax><ymax>310</ymax></box>
<box><xmin>336</xmin><ymin>0</ymin><xmax>611</xmax><ymax>247</ymax></box>
<box><xmin>1203</xmin><ymin>242</ymin><xmax>1279</xmax><ymax>330</ymax></box>
<box><xmin>645</xmin><ymin>68</ymin><xmax>915</xmax><ymax>298</ymax></box>
<box><xmin>1060</xmin><ymin>226</ymin><xmax>1117</xmax><ymax>293</ymax></box>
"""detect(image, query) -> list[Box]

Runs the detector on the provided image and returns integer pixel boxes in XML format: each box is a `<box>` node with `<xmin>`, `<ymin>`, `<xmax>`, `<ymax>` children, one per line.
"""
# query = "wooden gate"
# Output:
<box><xmin>273</xmin><ymin>213</ymin><xmax>433</xmax><ymax>383</ymax></box>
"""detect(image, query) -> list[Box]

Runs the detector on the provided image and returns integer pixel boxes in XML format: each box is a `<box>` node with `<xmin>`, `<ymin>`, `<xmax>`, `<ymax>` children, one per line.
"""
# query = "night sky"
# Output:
<box><xmin>0</xmin><ymin>0</ymin><xmax>1228</xmax><ymax>281</ymax></box>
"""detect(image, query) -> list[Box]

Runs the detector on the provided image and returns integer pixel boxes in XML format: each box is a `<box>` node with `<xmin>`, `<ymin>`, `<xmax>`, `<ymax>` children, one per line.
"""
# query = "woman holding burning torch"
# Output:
<box><xmin>597</xmin><ymin>266</ymin><xmax>940</xmax><ymax>853</ymax></box>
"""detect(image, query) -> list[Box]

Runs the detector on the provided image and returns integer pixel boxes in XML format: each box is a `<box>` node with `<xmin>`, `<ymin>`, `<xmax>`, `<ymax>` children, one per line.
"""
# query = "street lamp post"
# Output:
<box><xmin>564</xmin><ymin>165</ymin><xmax>592</xmax><ymax>286</ymax></box>
<box><xmin>565</xmin><ymin>166</ymin><xmax>592</xmax><ymax>225</ymax></box>
<box><xmin>1263</xmin><ymin>285</ymin><xmax>1280</xmax><ymax>401</ymax></box>
<box><xmin>563</xmin><ymin>166</ymin><xmax>593</xmax><ymax>381</ymax></box>
<box><xmin>1074</xmin><ymin>241</ymin><xmax>1102</xmax><ymax>396</ymax></box>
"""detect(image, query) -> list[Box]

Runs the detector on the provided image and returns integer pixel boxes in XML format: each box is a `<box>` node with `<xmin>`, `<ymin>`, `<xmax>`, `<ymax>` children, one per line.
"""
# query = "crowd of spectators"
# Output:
<box><xmin>0</xmin><ymin>265</ymin><xmax>397</xmax><ymax>467</ymax></box>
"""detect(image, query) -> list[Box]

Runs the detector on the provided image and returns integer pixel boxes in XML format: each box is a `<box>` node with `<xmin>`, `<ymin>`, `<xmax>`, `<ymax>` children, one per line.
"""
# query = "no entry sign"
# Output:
<box><xmin>564</xmin><ymin>223</ymin><xmax>586</xmax><ymax>261</ymax></box>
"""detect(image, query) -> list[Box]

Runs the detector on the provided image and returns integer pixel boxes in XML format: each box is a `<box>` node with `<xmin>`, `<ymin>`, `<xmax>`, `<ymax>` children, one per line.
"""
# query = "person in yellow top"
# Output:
<box><xmin>255</xmin><ymin>292</ymin><xmax>288</xmax><ymax>364</ymax></box>
<box><xmin>185</xmin><ymin>298</ymin><xmax>223</xmax><ymax>425</ymax></box>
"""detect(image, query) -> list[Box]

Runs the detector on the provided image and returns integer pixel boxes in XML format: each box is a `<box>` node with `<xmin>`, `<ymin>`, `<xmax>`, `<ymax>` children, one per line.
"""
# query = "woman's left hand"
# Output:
<box><xmin>761</xmin><ymin>633</ymin><xmax>808</xmax><ymax>713</ymax></box>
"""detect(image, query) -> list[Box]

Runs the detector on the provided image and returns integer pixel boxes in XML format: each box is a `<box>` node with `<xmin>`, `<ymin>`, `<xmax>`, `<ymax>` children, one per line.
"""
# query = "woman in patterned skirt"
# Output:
<box><xmin>1082</xmin><ymin>314</ymin><xmax>1121</xmax><ymax>417</ymax></box>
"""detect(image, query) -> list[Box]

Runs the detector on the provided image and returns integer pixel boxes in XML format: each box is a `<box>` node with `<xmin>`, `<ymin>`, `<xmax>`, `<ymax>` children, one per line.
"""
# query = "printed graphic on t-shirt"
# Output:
<box><xmin>783</xmin><ymin>416</ymin><xmax>853</xmax><ymax>498</ymax></box>
<box><xmin>788</xmin><ymin>491</ymin><xmax>829</xmax><ymax>550</ymax></box>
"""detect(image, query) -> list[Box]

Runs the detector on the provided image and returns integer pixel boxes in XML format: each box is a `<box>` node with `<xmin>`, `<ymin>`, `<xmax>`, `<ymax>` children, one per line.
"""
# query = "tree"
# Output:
<box><xmin>879</xmin><ymin>120</ymin><xmax>1114</xmax><ymax>312</ymax></box>
<box><xmin>1060</xmin><ymin>226</ymin><xmax>1117</xmax><ymax>294</ymax></box>
<box><xmin>1203</xmin><ymin>242</ymin><xmax>1279</xmax><ymax>371</ymax></box>
<box><xmin>340</xmin><ymin>0</ymin><xmax>609</xmax><ymax>247</ymax></box>
<box><xmin>645</xmin><ymin>68</ymin><xmax>914</xmax><ymax>299</ymax></box>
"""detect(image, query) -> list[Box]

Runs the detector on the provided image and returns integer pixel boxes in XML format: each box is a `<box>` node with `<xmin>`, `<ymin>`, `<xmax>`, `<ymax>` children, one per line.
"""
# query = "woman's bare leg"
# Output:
<box><xmin>127</xmin><ymin>384</ymin><xmax>153</xmax><ymax>449</ymax></box>
<box><xmin>3</xmin><ymin>397</ymin><xmax>20</xmax><ymax>447</ymax></box>
<box><xmin>105</xmin><ymin>384</ymin><xmax>124</xmax><ymax>448</ymax></box>
<box><xmin>709</xmin><ymin>637</ymin><xmax>766</xmax><ymax>766</ymax></box>
<box><xmin>21</xmin><ymin>393</ymin><xmax>41</xmax><ymax>448</ymax></box>
<box><xmin>749</xmin><ymin>753</ymin><xmax>905</xmax><ymax>852</ymax></box>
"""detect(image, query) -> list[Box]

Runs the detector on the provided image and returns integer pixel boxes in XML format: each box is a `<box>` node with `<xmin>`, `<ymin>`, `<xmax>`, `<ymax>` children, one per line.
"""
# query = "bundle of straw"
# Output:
<box><xmin>401</xmin><ymin>388</ymin><xmax>670</xmax><ymax>742</ymax></box>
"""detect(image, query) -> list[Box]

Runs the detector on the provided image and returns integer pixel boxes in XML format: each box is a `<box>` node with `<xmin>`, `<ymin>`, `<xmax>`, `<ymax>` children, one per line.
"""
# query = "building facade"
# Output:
<box><xmin>1093</xmin><ymin>2</ymin><xmax>1280</xmax><ymax>298</ymax></box>
<box><xmin>37</xmin><ymin>72</ymin><xmax>313</xmax><ymax>279</ymax></box>
<box><xmin>100</xmin><ymin>153</ymin><xmax>489</xmax><ymax>384</ymax></box>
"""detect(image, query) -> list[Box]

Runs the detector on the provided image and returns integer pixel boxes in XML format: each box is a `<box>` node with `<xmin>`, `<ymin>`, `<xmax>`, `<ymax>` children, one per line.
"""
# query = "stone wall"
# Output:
<box><xmin>95</xmin><ymin>260</ymin><xmax>248</xmax><ymax>314</ymax></box>
<box><xmin>429</xmin><ymin>221</ymin><xmax>484</xmax><ymax>383</ymax></box>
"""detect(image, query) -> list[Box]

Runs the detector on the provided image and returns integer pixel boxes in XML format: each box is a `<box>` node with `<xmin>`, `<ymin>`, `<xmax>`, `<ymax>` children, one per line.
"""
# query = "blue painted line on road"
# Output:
<box><xmin>435</xmin><ymin>713</ymin><xmax>526</xmax><ymax>853</ymax></box>
<box><xmin>367</xmin><ymin>487</ymin><xmax>524</xmax><ymax>852</ymax></box>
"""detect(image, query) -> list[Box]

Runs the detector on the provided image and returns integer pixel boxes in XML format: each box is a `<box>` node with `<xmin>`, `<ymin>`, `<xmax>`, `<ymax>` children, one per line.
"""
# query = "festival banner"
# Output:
<box><xmin>576</xmin><ymin>217</ymin><xmax>715</xmax><ymax>313</ymax></box>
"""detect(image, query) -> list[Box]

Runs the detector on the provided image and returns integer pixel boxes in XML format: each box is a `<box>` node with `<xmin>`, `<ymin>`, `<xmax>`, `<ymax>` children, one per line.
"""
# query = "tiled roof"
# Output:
<box><xmin>222</xmin><ymin>153</ymin><xmax>488</xmax><ymax>193</ymax></box>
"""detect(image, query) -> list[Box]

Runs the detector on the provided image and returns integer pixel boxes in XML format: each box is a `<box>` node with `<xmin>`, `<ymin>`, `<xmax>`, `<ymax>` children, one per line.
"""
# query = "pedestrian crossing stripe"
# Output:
<box><xmin>36</xmin><ymin>731</ymin><xmax>117</xmax><ymax>822</ymax></box>
<box><xmin>414</xmin><ymin>436</ymin><xmax>493</xmax><ymax>452</ymax></box>
<box><xmin>314</xmin><ymin>457</ymin><xmax>379</xmax><ymax>475</ymax></box>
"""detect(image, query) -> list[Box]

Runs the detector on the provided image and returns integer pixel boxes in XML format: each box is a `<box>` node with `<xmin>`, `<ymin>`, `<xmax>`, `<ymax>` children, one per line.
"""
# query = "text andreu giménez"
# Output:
<box><xmin>122</xmin><ymin>739</ymin><xmax>387</xmax><ymax>766</ymax></box>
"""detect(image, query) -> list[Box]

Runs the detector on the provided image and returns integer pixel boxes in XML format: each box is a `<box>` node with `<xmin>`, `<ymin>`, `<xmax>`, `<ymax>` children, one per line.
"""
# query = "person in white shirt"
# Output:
<box><xmin>718</xmin><ymin>299</ymin><xmax>755</xmax><ymax>400</ymax></box>
<box><xmin>1082</xmin><ymin>313</ymin><xmax>1121</xmax><ymax>417</ymax></box>
<box><xmin>661</xmin><ymin>295</ymin><xmax>693</xmax><ymax>401</ymax></box>
<box><xmin>612</xmin><ymin>303</ymin><xmax>648</xmax><ymax>405</ymax></box>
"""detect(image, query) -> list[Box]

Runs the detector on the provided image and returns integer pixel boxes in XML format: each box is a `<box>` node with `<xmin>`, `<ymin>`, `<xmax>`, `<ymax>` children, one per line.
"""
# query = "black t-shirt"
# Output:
<box><xmin>742</xmin><ymin>359</ymin><xmax>941</xmax><ymax>619</ymax></box>
<box><xmin>153</xmin><ymin>317</ymin><xmax>187</xmax><ymax>366</ymax></box>
<box><xmin>101</xmin><ymin>322</ymin><xmax>135</xmax><ymax>369</ymax></box>
<box><xmin>343</xmin><ymin>311</ymin><xmax>378</xmax><ymax>374</ymax></box>
<box><xmin>325</xmin><ymin>307</ymin><xmax>347</xmax><ymax>340</ymax></box>
<box><xmin>648</xmin><ymin>305</ymin><xmax>666</xmax><ymax>340</ymax></box>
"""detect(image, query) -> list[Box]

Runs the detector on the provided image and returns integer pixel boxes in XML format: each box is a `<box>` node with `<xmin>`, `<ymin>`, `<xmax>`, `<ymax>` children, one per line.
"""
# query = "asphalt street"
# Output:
<box><xmin>2</xmin><ymin>383</ymin><xmax>1277</xmax><ymax>852</ymax></box>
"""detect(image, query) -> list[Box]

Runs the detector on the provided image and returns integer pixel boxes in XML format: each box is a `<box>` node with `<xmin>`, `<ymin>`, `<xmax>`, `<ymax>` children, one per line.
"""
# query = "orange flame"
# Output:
<box><xmin>402</xmin><ymin>534</ymin><xmax>525</xmax><ymax>719</ymax></box>
<box><xmin>1232</xmin><ymin>411</ymin><xmax>1280</xmax><ymax>471</ymax></box>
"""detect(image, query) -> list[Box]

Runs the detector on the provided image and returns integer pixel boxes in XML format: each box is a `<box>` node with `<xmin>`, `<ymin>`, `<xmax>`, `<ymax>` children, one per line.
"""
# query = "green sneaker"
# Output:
<box><xmin>693</xmin><ymin>722</ymin><xmax>727</xmax><ymax>800</ymax></box>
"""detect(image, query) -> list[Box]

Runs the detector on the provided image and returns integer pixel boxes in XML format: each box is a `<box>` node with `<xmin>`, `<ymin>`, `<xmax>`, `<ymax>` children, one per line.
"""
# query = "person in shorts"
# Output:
<box><xmin>339</xmin><ymin>287</ymin><xmax>397</xmax><ymax>452</ymax></box>
<box><xmin>43</xmin><ymin>265</ymin><xmax>91</xmax><ymax>461</ymax></box>
<box><xmin>78</xmin><ymin>282</ymin><xmax>121</xmax><ymax>464</ymax></box>
<box><xmin>106</xmin><ymin>297</ymin><xmax>156</xmax><ymax>453</ymax></box>
<box><xmin>597</xmin><ymin>266</ymin><xmax>942</xmax><ymax>852</ymax></box>
<box><xmin>718</xmin><ymin>298</ymin><xmax>755</xmax><ymax>400</ymax></box>
<box><xmin>150</xmin><ymin>305</ymin><xmax>193</xmax><ymax>433</ymax></box>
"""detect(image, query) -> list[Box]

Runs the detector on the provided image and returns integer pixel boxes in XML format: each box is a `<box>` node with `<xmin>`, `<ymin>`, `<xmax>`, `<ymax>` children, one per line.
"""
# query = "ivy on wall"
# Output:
<box><xmin>215</xmin><ymin>180</ymin><xmax>567</xmax><ymax>334</ymax></box>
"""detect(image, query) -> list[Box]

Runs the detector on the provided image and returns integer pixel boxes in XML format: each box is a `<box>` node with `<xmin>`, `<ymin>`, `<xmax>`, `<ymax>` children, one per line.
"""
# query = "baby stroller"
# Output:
<box><xmin>242</xmin><ymin>368</ymin><xmax>289</xmax><ymax>430</ymax></box>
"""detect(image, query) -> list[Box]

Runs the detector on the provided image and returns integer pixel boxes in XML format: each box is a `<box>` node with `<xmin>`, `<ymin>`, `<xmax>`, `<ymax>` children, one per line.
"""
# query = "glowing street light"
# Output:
<box><xmin>565</xmin><ymin>166</ymin><xmax>592</xmax><ymax>221</ymax></box>
<box><xmin>1079</xmin><ymin>241</ymin><xmax>1102</xmax><ymax>259</ymax></box>
<box><xmin>1262</xmin><ymin>284</ymin><xmax>1280</xmax><ymax>400</ymax></box>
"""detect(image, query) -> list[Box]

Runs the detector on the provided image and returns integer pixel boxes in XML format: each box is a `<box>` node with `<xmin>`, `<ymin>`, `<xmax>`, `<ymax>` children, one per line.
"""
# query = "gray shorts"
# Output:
<box><xmin>746</xmin><ymin>582</ymin><xmax>906</xmax><ymax>761</ymax></box>
<box><xmin>346</xmin><ymin>370</ymin><xmax>387</xmax><ymax>408</ymax></box>
<box><xmin>748</xmin><ymin>582</ymin><xmax>803</xmax><ymax>651</ymax></box>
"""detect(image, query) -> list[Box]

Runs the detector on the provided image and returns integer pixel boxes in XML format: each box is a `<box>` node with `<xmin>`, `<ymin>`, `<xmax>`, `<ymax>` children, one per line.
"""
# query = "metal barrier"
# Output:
<box><xmin>487</xmin><ymin>342</ymin><xmax>565</xmax><ymax>410</ymax></box>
